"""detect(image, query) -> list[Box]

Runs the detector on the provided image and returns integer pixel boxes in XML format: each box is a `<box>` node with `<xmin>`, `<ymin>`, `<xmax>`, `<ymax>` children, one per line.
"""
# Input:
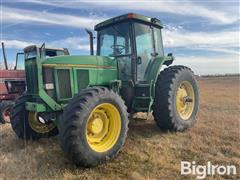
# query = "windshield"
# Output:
<box><xmin>45</xmin><ymin>49</ymin><xmax>65</xmax><ymax>58</ymax></box>
<box><xmin>25</xmin><ymin>50</ymin><xmax>37</xmax><ymax>59</ymax></box>
<box><xmin>97</xmin><ymin>22</ymin><xmax>131</xmax><ymax>56</ymax></box>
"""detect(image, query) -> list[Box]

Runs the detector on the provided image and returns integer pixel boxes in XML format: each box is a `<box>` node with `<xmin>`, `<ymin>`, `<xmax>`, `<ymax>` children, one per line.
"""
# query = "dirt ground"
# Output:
<box><xmin>0</xmin><ymin>76</ymin><xmax>239</xmax><ymax>180</ymax></box>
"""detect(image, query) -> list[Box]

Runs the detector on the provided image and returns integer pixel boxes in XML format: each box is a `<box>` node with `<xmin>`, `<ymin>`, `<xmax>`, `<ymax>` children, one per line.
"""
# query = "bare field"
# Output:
<box><xmin>0</xmin><ymin>76</ymin><xmax>239</xmax><ymax>179</ymax></box>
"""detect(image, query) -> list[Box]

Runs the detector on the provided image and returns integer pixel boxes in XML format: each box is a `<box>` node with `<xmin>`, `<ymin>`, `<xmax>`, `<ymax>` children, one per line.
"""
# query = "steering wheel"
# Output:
<box><xmin>111</xmin><ymin>44</ymin><xmax>125</xmax><ymax>55</ymax></box>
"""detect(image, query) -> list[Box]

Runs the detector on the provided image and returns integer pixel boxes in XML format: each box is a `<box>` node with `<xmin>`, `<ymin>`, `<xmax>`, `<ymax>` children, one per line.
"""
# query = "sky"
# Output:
<box><xmin>0</xmin><ymin>0</ymin><xmax>239</xmax><ymax>75</ymax></box>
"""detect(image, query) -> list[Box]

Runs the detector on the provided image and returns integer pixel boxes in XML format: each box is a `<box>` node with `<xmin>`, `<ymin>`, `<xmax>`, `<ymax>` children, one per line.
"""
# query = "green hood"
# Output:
<box><xmin>42</xmin><ymin>55</ymin><xmax>116</xmax><ymax>69</ymax></box>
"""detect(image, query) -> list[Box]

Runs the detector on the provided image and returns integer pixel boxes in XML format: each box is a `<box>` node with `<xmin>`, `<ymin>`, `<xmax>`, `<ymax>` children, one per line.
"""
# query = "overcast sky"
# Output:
<box><xmin>1</xmin><ymin>0</ymin><xmax>239</xmax><ymax>75</ymax></box>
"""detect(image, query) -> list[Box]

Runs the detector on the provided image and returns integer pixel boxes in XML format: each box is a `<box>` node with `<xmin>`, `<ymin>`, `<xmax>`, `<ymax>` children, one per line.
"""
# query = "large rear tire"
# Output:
<box><xmin>152</xmin><ymin>65</ymin><xmax>199</xmax><ymax>131</ymax></box>
<box><xmin>59</xmin><ymin>87</ymin><xmax>129</xmax><ymax>167</ymax></box>
<box><xmin>10</xmin><ymin>95</ymin><xmax>58</xmax><ymax>140</ymax></box>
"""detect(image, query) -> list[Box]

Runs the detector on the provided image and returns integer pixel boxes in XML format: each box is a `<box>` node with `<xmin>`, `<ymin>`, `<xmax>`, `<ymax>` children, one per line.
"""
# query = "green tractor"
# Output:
<box><xmin>10</xmin><ymin>13</ymin><xmax>199</xmax><ymax>167</ymax></box>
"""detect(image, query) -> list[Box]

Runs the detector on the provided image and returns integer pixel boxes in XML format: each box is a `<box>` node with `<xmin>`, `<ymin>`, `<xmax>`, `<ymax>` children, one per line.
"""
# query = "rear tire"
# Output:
<box><xmin>0</xmin><ymin>101</ymin><xmax>14</xmax><ymax>124</ymax></box>
<box><xmin>10</xmin><ymin>95</ymin><xmax>58</xmax><ymax>140</ymax></box>
<box><xmin>59</xmin><ymin>87</ymin><xmax>129</xmax><ymax>167</ymax></box>
<box><xmin>152</xmin><ymin>65</ymin><xmax>199</xmax><ymax>131</ymax></box>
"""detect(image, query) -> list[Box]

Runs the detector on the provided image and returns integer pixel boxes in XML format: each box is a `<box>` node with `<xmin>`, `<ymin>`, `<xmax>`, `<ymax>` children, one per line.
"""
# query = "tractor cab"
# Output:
<box><xmin>95</xmin><ymin>13</ymin><xmax>172</xmax><ymax>111</ymax></box>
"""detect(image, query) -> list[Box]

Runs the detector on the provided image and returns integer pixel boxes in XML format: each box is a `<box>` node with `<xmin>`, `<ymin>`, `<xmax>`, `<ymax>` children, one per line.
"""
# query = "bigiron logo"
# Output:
<box><xmin>181</xmin><ymin>161</ymin><xmax>237</xmax><ymax>179</ymax></box>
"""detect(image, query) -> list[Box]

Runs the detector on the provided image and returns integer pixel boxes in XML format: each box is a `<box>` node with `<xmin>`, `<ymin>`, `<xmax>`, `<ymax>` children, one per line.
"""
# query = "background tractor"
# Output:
<box><xmin>0</xmin><ymin>42</ymin><xmax>69</xmax><ymax>123</ymax></box>
<box><xmin>0</xmin><ymin>42</ymin><xmax>25</xmax><ymax>123</ymax></box>
<box><xmin>10</xmin><ymin>13</ymin><xmax>199</xmax><ymax>167</ymax></box>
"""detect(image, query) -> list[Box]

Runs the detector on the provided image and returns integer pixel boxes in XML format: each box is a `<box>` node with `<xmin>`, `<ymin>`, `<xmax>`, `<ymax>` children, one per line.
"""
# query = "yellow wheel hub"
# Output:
<box><xmin>28</xmin><ymin>112</ymin><xmax>55</xmax><ymax>134</ymax></box>
<box><xmin>89</xmin><ymin>118</ymin><xmax>104</xmax><ymax>134</ymax></box>
<box><xmin>176</xmin><ymin>81</ymin><xmax>195</xmax><ymax>120</ymax></box>
<box><xmin>86</xmin><ymin>103</ymin><xmax>121</xmax><ymax>153</ymax></box>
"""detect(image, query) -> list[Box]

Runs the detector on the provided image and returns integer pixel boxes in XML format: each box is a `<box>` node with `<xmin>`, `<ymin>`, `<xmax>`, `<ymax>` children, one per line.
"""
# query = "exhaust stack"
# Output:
<box><xmin>85</xmin><ymin>29</ymin><xmax>94</xmax><ymax>55</ymax></box>
<box><xmin>1</xmin><ymin>42</ymin><xmax>8</xmax><ymax>70</ymax></box>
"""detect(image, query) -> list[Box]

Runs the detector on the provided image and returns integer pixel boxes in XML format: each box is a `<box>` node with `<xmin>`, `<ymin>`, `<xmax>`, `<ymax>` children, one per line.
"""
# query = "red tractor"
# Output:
<box><xmin>0</xmin><ymin>42</ymin><xmax>70</xmax><ymax>123</ymax></box>
<box><xmin>0</xmin><ymin>42</ymin><xmax>25</xmax><ymax>123</ymax></box>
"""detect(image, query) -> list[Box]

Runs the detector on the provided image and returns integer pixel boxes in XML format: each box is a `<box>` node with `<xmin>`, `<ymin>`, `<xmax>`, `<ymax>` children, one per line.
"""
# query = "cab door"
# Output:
<box><xmin>134</xmin><ymin>23</ymin><xmax>155</xmax><ymax>83</ymax></box>
<box><xmin>132</xmin><ymin>23</ymin><xmax>163</xmax><ymax>112</ymax></box>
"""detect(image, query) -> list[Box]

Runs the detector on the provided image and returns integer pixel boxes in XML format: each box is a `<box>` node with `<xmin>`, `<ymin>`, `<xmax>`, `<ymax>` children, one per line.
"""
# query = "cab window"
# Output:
<box><xmin>98</xmin><ymin>22</ymin><xmax>131</xmax><ymax>56</ymax></box>
<box><xmin>153</xmin><ymin>27</ymin><xmax>164</xmax><ymax>56</ymax></box>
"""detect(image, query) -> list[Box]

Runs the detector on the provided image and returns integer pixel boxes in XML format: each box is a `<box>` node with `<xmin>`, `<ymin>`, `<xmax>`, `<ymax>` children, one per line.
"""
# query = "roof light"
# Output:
<box><xmin>127</xmin><ymin>13</ymin><xmax>136</xmax><ymax>19</ymax></box>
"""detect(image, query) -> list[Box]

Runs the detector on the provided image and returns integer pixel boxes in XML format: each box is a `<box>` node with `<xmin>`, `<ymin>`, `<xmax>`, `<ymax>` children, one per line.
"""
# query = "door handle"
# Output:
<box><xmin>137</xmin><ymin>56</ymin><xmax>142</xmax><ymax>65</ymax></box>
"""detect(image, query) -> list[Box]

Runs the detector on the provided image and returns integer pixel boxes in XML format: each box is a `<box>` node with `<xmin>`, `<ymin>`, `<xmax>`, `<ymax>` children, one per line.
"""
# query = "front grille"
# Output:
<box><xmin>56</xmin><ymin>69</ymin><xmax>72</xmax><ymax>99</ymax></box>
<box><xmin>25</xmin><ymin>59</ymin><xmax>38</xmax><ymax>94</ymax></box>
<box><xmin>43</xmin><ymin>67</ymin><xmax>55</xmax><ymax>99</ymax></box>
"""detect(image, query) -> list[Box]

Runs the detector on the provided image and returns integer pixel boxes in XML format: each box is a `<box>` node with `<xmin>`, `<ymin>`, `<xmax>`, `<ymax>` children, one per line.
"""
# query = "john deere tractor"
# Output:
<box><xmin>11</xmin><ymin>13</ymin><xmax>199</xmax><ymax>167</ymax></box>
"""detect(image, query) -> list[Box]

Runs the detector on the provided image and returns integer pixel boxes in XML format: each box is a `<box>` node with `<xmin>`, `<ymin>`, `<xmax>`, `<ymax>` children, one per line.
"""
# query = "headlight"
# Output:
<box><xmin>44</xmin><ymin>83</ymin><xmax>54</xmax><ymax>90</ymax></box>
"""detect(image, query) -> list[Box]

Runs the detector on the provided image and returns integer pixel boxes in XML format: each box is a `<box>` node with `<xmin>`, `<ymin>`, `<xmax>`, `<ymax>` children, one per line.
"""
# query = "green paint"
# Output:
<box><xmin>43</xmin><ymin>55</ymin><xmax>116</xmax><ymax>68</ymax></box>
<box><xmin>25</xmin><ymin>102</ymin><xmax>46</xmax><ymax>112</ymax></box>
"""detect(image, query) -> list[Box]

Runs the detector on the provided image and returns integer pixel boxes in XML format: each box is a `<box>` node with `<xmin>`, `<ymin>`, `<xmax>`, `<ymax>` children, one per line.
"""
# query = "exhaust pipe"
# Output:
<box><xmin>1</xmin><ymin>42</ymin><xmax>8</xmax><ymax>70</ymax></box>
<box><xmin>85</xmin><ymin>29</ymin><xmax>94</xmax><ymax>55</ymax></box>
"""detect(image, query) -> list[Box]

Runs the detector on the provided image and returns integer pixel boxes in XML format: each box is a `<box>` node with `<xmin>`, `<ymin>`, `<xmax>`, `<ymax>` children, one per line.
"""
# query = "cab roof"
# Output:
<box><xmin>23</xmin><ymin>45</ymin><xmax>66</xmax><ymax>52</ymax></box>
<box><xmin>94</xmin><ymin>13</ymin><xmax>163</xmax><ymax>30</ymax></box>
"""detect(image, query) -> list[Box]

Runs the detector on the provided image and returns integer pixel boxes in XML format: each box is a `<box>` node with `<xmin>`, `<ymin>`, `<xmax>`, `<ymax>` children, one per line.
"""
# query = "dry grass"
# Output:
<box><xmin>0</xmin><ymin>76</ymin><xmax>239</xmax><ymax>179</ymax></box>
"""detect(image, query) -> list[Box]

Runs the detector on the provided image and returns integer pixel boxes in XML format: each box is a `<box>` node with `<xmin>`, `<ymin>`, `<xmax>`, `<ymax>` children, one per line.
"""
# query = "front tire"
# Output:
<box><xmin>152</xmin><ymin>65</ymin><xmax>199</xmax><ymax>131</ymax></box>
<box><xmin>59</xmin><ymin>87</ymin><xmax>129</xmax><ymax>167</ymax></box>
<box><xmin>10</xmin><ymin>95</ymin><xmax>58</xmax><ymax>140</ymax></box>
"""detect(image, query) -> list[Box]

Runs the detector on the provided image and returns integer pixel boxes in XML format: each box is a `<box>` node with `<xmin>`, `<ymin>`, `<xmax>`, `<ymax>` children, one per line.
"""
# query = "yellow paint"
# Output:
<box><xmin>176</xmin><ymin>81</ymin><xmax>195</xmax><ymax>120</ymax></box>
<box><xmin>43</xmin><ymin>63</ymin><xmax>114</xmax><ymax>69</ymax></box>
<box><xmin>89</xmin><ymin>118</ymin><xmax>104</xmax><ymax>134</ymax></box>
<box><xmin>86</xmin><ymin>103</ymin><xmax>121</xmax><ymax>153</ymax></box>
<box><xmin>28</xmin><ymin>112</ymin><xmax>55</xmax><ymax>133</ymax></box>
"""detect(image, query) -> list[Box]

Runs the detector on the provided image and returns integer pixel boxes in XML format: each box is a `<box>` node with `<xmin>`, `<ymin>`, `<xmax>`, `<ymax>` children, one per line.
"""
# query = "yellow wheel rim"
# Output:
<box><xmin>28</xmin><ymin>112</ymin><xmax>55</xmax><ymax>133</ymax></box>
<box><xmin>86</xmin><ymin>103</ymin><xmax>121</xmax><ymax>153</ymax></box>
<box><xmin>176</xmin><ymin>81</ymin><xmax>195</xmax><ymax>120</ymax></box>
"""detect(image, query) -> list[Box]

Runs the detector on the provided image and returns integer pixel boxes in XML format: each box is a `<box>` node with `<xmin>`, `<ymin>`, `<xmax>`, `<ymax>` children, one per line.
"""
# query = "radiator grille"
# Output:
<box><xmin>56</xmin><ymin>69</ymin><xmax>72</xmax><ymax>99</ymax></box>
<box><xmin>43</xmin><ymin>67</ymin><xmax>55</xmax><ymax>99</ymax></box>
<box><xmin>77</xmin><ymin>70</ymin><xmax>89</xmax><ymax>91</ymax></box>
<box><xmin>25</xmin><ymin>59</ymin><xmax>38</xmax><ymax>94</ymax></box>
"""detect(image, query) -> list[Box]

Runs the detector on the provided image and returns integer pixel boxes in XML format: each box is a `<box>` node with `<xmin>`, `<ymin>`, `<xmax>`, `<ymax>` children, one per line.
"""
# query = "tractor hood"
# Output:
<box><xmin>42</xmin><ymin>55</ymin><xmax>117</xmax><ymax>69</ymax></box>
